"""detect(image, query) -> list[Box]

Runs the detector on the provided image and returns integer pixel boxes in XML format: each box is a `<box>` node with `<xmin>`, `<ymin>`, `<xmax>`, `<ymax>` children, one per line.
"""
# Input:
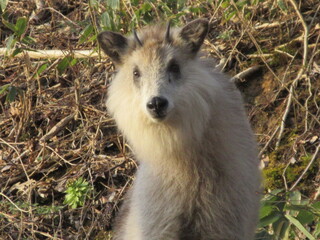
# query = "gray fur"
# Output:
<box><xmin>98</xmin><ymin>19</ymin><xmax>261</xmax><ymax>240</ymax></box>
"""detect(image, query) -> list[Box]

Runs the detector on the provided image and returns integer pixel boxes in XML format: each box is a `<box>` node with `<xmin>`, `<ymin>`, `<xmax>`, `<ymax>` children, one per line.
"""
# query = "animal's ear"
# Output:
<box><xmin>97</xmin><ymin>31</ymin><xmax>128</xmax><ymax>64</ymax></box>
<box><xmin>179</xmin><ymin>19</ymin><xmax>209</xmax><ymax>54</ymax></box>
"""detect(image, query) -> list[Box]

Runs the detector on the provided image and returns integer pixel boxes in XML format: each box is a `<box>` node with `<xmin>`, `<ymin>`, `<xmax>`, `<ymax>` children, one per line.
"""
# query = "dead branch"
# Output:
<box><xmin>231</xmin><ymin>66</ymin><xmax>262</xmax><ymax>82</ymax></box>
<box><xmin>0</xmin><ymin>192</ymin><xmax>29</xmax><ymax>213</ymax></box>
<box><xmin>39</xmin><ymin>113</ymin><xmax>76</xmax><ymax>144</ymax></box>
<box><xmin>0</xmin><ymin>48</ymin><xmax>103</xmax><ymax>59</ymax></box>
<box><xmin>275</xmin><ymin>0</ymin><xmax>309</xmax><ymax>149</ymax></box>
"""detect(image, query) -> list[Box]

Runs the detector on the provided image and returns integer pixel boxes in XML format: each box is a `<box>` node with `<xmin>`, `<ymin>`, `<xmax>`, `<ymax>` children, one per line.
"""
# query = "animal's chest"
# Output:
<box><xmin>134</xmin><ymin>166</ymin><xmax>196</xmax><ymax>210</ymax></box>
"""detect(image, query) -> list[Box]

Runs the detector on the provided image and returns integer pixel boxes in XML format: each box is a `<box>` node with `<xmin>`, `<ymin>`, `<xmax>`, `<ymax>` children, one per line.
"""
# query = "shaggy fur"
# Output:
<box><xmin>98</xmin><ymin>19</ymin><xmax>261</xmax><ymax>240</ymax></box>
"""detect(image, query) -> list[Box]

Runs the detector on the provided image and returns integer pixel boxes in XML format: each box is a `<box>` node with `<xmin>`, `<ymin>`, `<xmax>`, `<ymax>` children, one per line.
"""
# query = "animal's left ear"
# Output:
<box><xmin>97</xmin><ymin>31</ymin><xmax>128</xmax><ymax>64</ymax></box>
<box><xmin>179</xmin><ymin>19</ymin><xmax>209</xmax><ymax>54</ymax></box>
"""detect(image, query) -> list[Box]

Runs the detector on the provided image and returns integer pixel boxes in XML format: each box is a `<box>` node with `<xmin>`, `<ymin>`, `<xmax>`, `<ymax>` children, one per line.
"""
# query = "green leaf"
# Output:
<box><xmin>37</xmin><ymin>63</ymin><xmax>48</xmax><ymax>76</ymax></box>
<box><xmin>277</xmin><ymin>0</ymin><xmax>287</xmax><ymax>11</ymax></box>
<box><xmin>57</xmin><ymin>56</ymin><xmax>75</xmax><ymax>75</ymax></box>
<box><xmin>140</xmin><ymin>2</ymin><xmax>152</xmax><ymax>13</ymax></box>
<box><xmin>285</xmin><ymin>204</ymin><xmax>308</xmax><ymax>212</ymax></box>
<box><xmin>258</xmin><ymin>211</ymin><xmax>282</xmax><ymax>228</ymax></box>
<box><xmin>2</xmin><ymin>18</ymin><xmax>16</xmax><ymax>32</ymax></box>
<box><xmin>296</xmin><ymin>210</ymin><xmax>315</xmax><ymax>225</ymax></box>
<box><xmin>64</xmin><ymin>177</ymin><xmax>91</xmax><ymax>209</ymax></box>
<box><xmin>259</xmin><ymin>205</ymin><xmax>276</xmax><ymax>219</ymax></box>
<box><xmin>70</xmin><ymin>58</ymin><xmax>77</xmax><ymax>67</ymax></box>
<box><xmin>262</xmin><ymin>189</ymin><xmax>283</xmax><ymax>201</ymax></box>
<box><xmin>221</xmin><ymin>0</ymin><xmax>231</xmax><ymax>9</ymax></box>
<box><xmin>285</xmin><ymin>214</ymin><xmax>315</xmax><ymax>240</ymax></box>
<box><xmin>57</xmin><ymin>57</ymin><xmax>70</xmax><ymax>74</ymax></box>
<box><xmin>6</xmin><ymin>35</ymin><xmax>16</xmax><ymax>51</ymax></box>
<box><xmin>280</xmin><ymin>221</ymin><xmax>290</xmax><ymax>240</ymax></box>
<box><xmin>101</xmin><ymin>11</ymin><xmax>112</xmax><ymax>30</ymax></box>
<box><xmin>15</xmin><ymin>17</ymin><xmax>28</xmax><ymax>37</ymax></box>
<box><xmin>0</xmin><ymin>0</ymin><xmax>8</xmax><ymax>12</ymax></box>
<box><xmin>89</xmin><ymin>0</ymin><xmax>98</xmax><ymax>8</ymax></box>
<box><xmin>131</xmin><ymin>0</ymin><xmax>139</xmax><ymax>6</ymax></box>
<box><xmin>236</xmin><ymin>0</ymin><xmax>249</xmax><ymax>9</ymax></box>
<box><xmin>78</xmin><ymin>24</ymin><xmax>94</xmax><ymax>44</ymax></box>
<box><xmin>0</xmin><ymin>84</ymin><xmax>10</xmax><ymax>95</ymax></box>
<box><xmin>314</xmin><ymin>222</ymin><xmax>320</xmax><ymax>238</ymax></box>
<box><xmin>189</xmin><ymin>6</ymin><xmax>203</xmax><ymax>14</ymax></box>
<box><xmin>87</xmin><ymin>34</ymin><xmax>97</xmax><ymax>42</ymax></box>
<box><xmin>6</xmin><ymin>86</ymin><xmax>17</xmax><ymax>102</ymax></box>
<box><xmin>177</xmin><ymin>0</ymin><xmax>187</xmax><ymax>10</ymax></box>
<box><xmin>273</xmin><ymin>219</ymin><xmax>290</xmax><ymax>240</ymax></box>
<box><xmin>224</xmin><ymin>10</ymin><xmax>236</xmax><ymax>21</ymax></box>
<box><xmin>312</xmin><ymin>201</ymin><xmax>320</xmax><ymax>210</ymax></box>
<box><xmin>288</xmin><ymin>191</ymin><xmax>301</xmax><ymax>203</ymax></box>
<box><xmin>12</xmin><ymin>48</ymin><xmax>23</xmax><ymax>56</ymax></box>
<box><xmin>64</xmin><ymin>194</ymin><xmax>72</xmax><ymax>202</ymax></box>
<box><xmin>107</xmin><ymin>0</ymin><xmax>119</xmax><ymax>10</ymax></box>
<box><xmin>254</xmin><ymin>229</ymin><xmax>273</xmax><ymax>240</ymax></box>
<box><xmin>22</xmin><ymin>36</ymin><xmax>36</xmax><ymax>45</ymax></box>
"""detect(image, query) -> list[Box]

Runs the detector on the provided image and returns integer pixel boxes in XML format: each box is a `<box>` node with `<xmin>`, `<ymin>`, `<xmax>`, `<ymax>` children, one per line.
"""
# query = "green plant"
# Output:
<box><xmin>219</xmin><ymin>0</ymin><xmax>264</xmax><ymax>21</ymax></box>
<box><xmin>34</xmin><ymin>204</ymin><xmax>64</xmax><ymax>217</ymax></box>
<box><xmin>57</xmin><ymin>56</ymin><xmax>78</xmax><ymax>75</ymax></box>
<box><xmin>64</xmin><ymin>177</ymin><xmax>92</xmax><ymax>209</ymax></box>
<box><xmin>0</xmin><ymin>84</ymin><xmax>23</xmax><ymax>103</ymax></box>
<box><xmin>0</xmin><ymin>0</ymin><xmax>7</xmax><ymax>12</ymax></box>
<box><xmin>256</xmin><ymin>189</ymin><xmax>320</xmax><ymax>240</ymax></box>
<box><xmin>1</xmin><ymin>15</ymin><xmax>35</xmax><ymax>55</ymax></box>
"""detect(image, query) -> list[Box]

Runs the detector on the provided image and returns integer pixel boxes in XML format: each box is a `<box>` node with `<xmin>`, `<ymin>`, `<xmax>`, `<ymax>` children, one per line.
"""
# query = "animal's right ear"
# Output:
<box><xmin>179</xmin><ymin>19</ymin><xmax>209</xmax><ymax>54</ymax></box>
<box><xmin>97</xmin><ymin>31</ymin><xmax>128</xmax><ymax>64</ymax></box>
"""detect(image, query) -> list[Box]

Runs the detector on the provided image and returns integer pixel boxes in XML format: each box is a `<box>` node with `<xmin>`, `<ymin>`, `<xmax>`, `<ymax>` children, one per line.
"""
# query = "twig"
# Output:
<box><xmin>254</xmin><ymin>18</ymin><xmax>296</xmax><ymax>30</ymax></box>
<box><xmin>231</xmin><ymin>65</ymin><xmax>262</xmax><ymax>83</ymax></box>
<box><xmin>33</xmin><ymin>230</ymin><xmax>63</xmax><ymax>240</ymax></box>
<box><xmin>274</xmin><ymin>49</ymin><xmax>294</xmax><ymax>59</ymax></box>
<box><xmin>247</xmin><ymin>53</ymin><xmax>273</xmax><ymax>58</ymax></box>
<box><xmin>274</xmin><ymin>35</ymin><xmax>303</xmax><ymax>51</ymax></box>
<box><xmin>0</xmin><ymin>192</ymin><xmax>29</xmax><ymax>213</ymax></box>
<box><xmin>44</xmin><ymin>7</ymin><xmax>80</xmax><ymax>28</ymax></box>
<box><xmin>40</xmin><ymin>113</ymin><xmax>76</xmax><ymax>143</ymax></box>
<box><xmin>282</xmin><ymin>161</ymin><xmax>291</xmax><ymax>191</ymax></box>
<box><xmin>303</xmin><ymin>76</ymin><xmax>313</xmax><ymax>133</ymax></box>
<box><xmin>258</xmin><ymin>125</ymin><xmax>280</xmax><ymax>158</ymax></box>
<box><xmin>0</xmin><ymin>138</ymin><xmax>30</xmax><ymax>182</ymax></box>
<box><xmin>0</xmin><ymin>48</ymin><xmax>102</xmax><ymax>59</ymax></box>
<box><xmin>44</xmin><ymin>144</ymin><xmax>76</xmax><ymax>166</ymax></box>
<box><xmin>254</xmin><ymin>21</ymin><xmax>282</xmax><ymax>30</ymax></box>
<box><xmin>275</xmin><ymin>0</ymin><xmax>309</xmax><ymax>149</ymax></box>
<box><xmin>290</xmin><ymin>142</ymin><xmax>320</xmax><ymax>191</ymax></box>
<box><xmin>288</xmin><ymin>0</ymin><xmax>309</xmax><ymax>68</ymax></box>
<box><xmin>275</xmin><ymin>83</ymin><xmax>296</xmax><ymax>149</ymax></box>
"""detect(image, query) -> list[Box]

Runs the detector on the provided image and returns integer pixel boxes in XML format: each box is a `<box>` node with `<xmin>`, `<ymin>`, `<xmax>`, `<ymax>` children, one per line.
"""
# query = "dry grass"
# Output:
<box><xmin>0</xmin><ymin>0</ymin><xmax>320</xmax><ymax>239</ymax></box>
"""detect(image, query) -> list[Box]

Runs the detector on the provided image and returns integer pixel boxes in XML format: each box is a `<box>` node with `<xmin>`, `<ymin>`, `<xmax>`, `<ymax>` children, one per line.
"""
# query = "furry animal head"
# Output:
<box><xmin>98</xmin><ymin>19</ymin><xmax>209</xmax><ymax>123</ymax></box>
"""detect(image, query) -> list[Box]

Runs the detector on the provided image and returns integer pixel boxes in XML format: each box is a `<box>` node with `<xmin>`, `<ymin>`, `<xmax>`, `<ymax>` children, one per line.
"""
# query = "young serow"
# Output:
<box><xmin>98</xmin><ymin>19</ymin><xmax>261</xmax><ymax>240</ymax></box>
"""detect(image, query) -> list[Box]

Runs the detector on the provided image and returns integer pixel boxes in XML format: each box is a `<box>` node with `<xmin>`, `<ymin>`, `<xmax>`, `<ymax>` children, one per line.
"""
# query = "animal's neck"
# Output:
<box><xmin>139</xmin><ymin>127</ymin><xmax>207</xmax><ymax>179</ymax></box>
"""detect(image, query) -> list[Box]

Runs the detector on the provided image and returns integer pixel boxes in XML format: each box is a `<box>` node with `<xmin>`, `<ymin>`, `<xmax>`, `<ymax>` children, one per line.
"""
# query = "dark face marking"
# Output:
<box><xmin>167</xmin><ymin>59</ymin><xmax>181</xmax><ymax>82</ymax></box>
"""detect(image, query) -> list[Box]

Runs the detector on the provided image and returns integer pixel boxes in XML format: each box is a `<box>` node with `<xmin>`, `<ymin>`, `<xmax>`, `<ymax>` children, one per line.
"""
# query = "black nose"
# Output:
<box><xmin>146</xmin><ymin>97</ymin><xmax>169</xmax><ymax>118</ymax></box>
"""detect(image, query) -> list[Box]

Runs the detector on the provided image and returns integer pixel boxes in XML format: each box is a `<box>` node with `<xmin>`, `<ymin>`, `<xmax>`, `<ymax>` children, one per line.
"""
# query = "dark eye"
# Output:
<box><xmin>133</xmin><ymin>69</ymin><xmax>140</xmax><ymax>78</ymax></box>
<box><xmin>168</xmin><ymin>62</ymin><xmax>180</xmax><ymax>74</ymax></box>
<box><xmin>133</xmin><ymin>67</ymin><xmax>141</xmax><ymax>78</ymax></box>
<box><xmin>133</xmin><ymin>67</ymin><xmax>141</xmax><ymax>86</ymax></box>
<box><xmin>167</xmin><ymin>60</ymin><xmax>180</xmax><ymax>83</ymax></box>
